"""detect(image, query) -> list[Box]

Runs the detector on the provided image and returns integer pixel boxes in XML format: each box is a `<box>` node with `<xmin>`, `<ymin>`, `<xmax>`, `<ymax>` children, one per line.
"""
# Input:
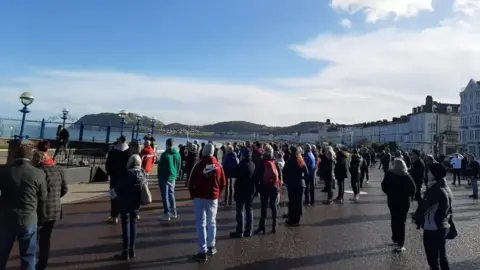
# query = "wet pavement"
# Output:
<box><xmin>6</xmin><ymin>169</ymin><xmax>480</xmax><ymax>270</ymax></box>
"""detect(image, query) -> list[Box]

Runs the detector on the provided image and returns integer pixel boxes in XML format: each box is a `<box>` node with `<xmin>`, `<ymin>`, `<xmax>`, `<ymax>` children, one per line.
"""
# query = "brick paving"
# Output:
<box><xmin>6</xmin><ymin>169</ymin><xmax>480</xmax><ymax>270</ymax></box>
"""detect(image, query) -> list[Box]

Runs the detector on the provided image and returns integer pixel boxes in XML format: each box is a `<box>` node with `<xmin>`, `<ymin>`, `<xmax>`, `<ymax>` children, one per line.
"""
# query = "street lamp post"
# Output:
<box><xmin>135</xmin><ymin>115</ymin><xmax>142</xmax><ymax>141</ymax></box>
<box><xmin>119</xmin><ymin>110</ymin><xmax>127</xmax><ymax>136</ymax></box>
<box><xmin>61</xmin><ymin>108</ymin><xmax>69</xmax><ymax>128</ymax></box>
<box><xmin>150</xmin><ymin>116</ymin><xmax>156</xmax><ymax>135</ymax></box>
<box><xmin>17</xmin><ymin>92</ymin><xmax>35</xmax><ymax>140</ymax></box>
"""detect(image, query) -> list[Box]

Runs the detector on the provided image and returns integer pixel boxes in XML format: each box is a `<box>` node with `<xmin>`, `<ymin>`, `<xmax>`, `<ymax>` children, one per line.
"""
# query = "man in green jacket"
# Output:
<box><xmin>157</xmin><ymin>138</ymin><xmax>181</xmax><ymax>221</ymax></box>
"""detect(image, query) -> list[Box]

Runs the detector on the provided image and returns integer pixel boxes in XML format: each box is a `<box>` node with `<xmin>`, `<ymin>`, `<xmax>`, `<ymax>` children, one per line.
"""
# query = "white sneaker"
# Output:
<box><xmin>158</xmin><ymin>215</ymin><xmax>171</xmax><ymax>221</ymax></box>
<box><xmin>171</xmin><ymin>213</ymin><xmax>178</xmax><ymax>219</ymax></box>
<box><xmin>355</xmin><ymin>195</ymin><xmax>360</xmax><ymax>200</ymax></box>
<box><xmin>394</xmin><ymin>246</ymin><xmax>406</xmax><ymax>252</ymax></box>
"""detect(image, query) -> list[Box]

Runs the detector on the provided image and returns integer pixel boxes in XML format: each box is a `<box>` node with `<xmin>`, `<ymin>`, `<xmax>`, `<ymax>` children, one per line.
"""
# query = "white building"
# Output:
<box><xmin>460</xmin><ymin>79</ymin><xmax>480</xmax><ymax>157</ymax></box>
<box><xmin>325</xmin><ymin>95</ymin><xmax>460</xmax><ymax>155</ymax></box>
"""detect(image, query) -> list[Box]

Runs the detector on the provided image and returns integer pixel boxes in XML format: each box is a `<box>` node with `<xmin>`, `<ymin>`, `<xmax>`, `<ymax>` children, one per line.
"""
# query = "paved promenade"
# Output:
<box><xmin>6</xmin><ymin>169</ymin><xmax>480</xmax><ymax>270</ymax></box>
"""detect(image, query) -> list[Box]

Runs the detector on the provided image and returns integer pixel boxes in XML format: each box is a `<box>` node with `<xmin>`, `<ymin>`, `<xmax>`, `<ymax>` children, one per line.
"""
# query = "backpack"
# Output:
<box><xmin>140</xmin><ymin>181</ymin><xmax>152</xmax><ymax>206</ymax></box>
<box><xmin>263</xmin><ymin>160</ymin><xmax>279</xmax><ymax>186</ymax></box>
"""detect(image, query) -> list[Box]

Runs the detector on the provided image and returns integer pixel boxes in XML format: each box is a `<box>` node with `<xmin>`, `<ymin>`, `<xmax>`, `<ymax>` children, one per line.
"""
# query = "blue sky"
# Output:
<box><xmin>0</xmin><ymin>0</ymin><xmax>479</xmax><ymax>125</ymax></box>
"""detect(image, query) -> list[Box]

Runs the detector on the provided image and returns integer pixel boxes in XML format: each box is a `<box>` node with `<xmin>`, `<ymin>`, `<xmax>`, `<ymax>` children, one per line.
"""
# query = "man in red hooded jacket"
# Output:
<box><xmin>140</xmin><ymin>140</ymin><xmax>155</xmax><ymax>176</ymax></box>
<box><xmin>188</xmin><ymin>143</ymin><xmax>226</xmax><ymax>262</ymax></box>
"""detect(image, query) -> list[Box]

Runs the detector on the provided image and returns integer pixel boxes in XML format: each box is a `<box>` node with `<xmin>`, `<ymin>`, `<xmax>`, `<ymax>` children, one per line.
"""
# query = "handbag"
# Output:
<box><xmin>140</xmin><ymin>181</ymin><xmax>153</xmax><ymax>206</ymax></box>
<box><xmin>445</xmin><ymin>214</ymin><xmax>458</xmax><ymax>240</ymax></box>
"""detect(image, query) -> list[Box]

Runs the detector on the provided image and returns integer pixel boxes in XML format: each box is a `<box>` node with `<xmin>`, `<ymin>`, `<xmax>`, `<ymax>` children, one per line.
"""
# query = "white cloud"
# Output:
<box><xmin>454</xmin><ymin>0</ymin><xmax>480</xmax><ymax>15</ymax></box>
<box><xmin>330</xmin><ymin>0</ymin><xmax>434</xmax><ymax>22</ymax></box>
<box><xmin>340</xmin><ymin>18</ymin><xmax>353</xmax><ymax>28</ymax></box>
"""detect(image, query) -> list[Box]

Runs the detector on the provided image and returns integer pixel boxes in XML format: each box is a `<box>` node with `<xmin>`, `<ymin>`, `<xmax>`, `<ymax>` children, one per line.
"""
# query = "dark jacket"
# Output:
<box><xmin>467</xmin><ymin>160</ymin><xmax>480</xmax><ymax>178</ymax></box>
<box><xmin>222</xmin><ymin>152</ymin><xmax>239</xmax><ymax>179</ymax></box>
<box><xmin>0</xmin><ymin>159</ymin><xmax>48</xmax><ymax>229</ymax></box>
<box><xmin>334</xmin><ymin>152</ymin><xmax>348</xmax><ymax>180</ymax></box>
<box><xmin>362</xmin><ymin>153</ymin><xmax>371</xmax><ymax>166</ymax></box>
<box><xmin>106</xmin><ymin>143</ymin><xmax>132</xmax><ymax>187</ymax></box>
<box><xmin>252</xmin><ymin>149</ymin><xmax>263</xmax><ymax>167</ymax></box>
<box><xmin>349</xmin><ymin>154</ymin><xmax>362</xmax><ymax>176</ymax></box>
<box><xmin>381</xmin><ymin>170</ymin><xmax>416</xmax><ymax>207</ymax></box>
<box><xmin>185</xmin><ymin>150</ymin><xmax>199</xmax><ymax>176</ymax></box>
<box><xmin>57</xmin><ymin>128</ymin><xmax>70</xmax><ymax>143</ymax></box>
<box><xmin>415</xmin><ymin>178</ymin><xmax>453</xmax><ymax>231</ymax></box>
<box><xmin>409</xmin><ymin>158</ymin><xmax>425</xmax><ymax>183</ymax></box>
<box><xmin>37</xmin><ymin>164</ymin><xmax>68</xmax><ymax>224</ymax></box>
<box><xmin>283</xmin><ymin>158</ymin><xmax>308</xmax><ymax>191</ymax></box>
<box><xmin>116</xmin><ymin>167</ymin><xmax>146</xmax><ymax>213</ymax></box>
<box><xmin>234</xmin><ymin>158</ymin><xmax>256</xmax><ymax>201</ymax></box>
<box><xmin>381</xmin><ymin>153</ymin><xmax>392</xmax><ymax>171</ymax></box>
<box><xmin>403</xmin><ymin>154</ymin><xmax>412</xmax><ymax>168</ymax></box>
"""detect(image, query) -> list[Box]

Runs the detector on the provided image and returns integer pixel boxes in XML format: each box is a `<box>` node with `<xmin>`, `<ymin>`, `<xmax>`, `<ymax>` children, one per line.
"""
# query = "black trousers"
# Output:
<box><xmin>304</xmin><ymin>176</ymin><xmax>315</xmax><ymax>205</ymax></box>
<box><xmin>350</xmin><ymin>173</ymin><xmax>360</xmax><ymax>195</ymax></box>
<box><xmin>452</xmin><ymin>169</ymin><xmax>461</xmax><ymax>184</ymax></box>
<box><xmin>336</xmin><ymin>178</ymin><xmax>345</xmax><ymax>199</ymax></box>
<box><xmin>36</xmin><ymin>220</ymin><xmax>56</xmax><ymax>270</ymax></box>
<box><xmin>414</xmin><ymin>180</ymin><xmax>423</xmax><ymax>202</ymax></box>
<box><xmin>423</xmin><ymin>229</ymin><xmax>450</xmax><ymax>270</ymax></box>
<box><xmin>287</xmin><ymin>188</ymin><xmax>304</xmax><ymax>224</ymax></box>
<box><xmin>324</xmin><ymin>175</ymin><xmax>334</xmax><ymax>200</ymax></box>
<box><xmin>360</xmin><ymin>169</ymin><xmax>369</xmax><ymax>187</ymax></box>
<box><xmin>388</xmin><ymin>203</ymin><xmax>409</xmax><ymax>246</ymax></box>
<box><xmin>258</xmin><ymin>187</ymin><xmax>279</xmax><ymax>229</ymax></box>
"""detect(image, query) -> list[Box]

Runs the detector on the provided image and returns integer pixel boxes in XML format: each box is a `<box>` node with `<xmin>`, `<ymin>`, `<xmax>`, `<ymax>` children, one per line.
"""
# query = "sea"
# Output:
<box><xmin>0</xmin><ymin>123</ymin><xmax>214</xmax><ymax>149</ymax></box>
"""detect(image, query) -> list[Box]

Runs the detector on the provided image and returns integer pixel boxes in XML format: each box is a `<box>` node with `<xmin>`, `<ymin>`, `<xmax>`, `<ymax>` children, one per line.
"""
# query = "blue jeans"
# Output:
<box><xmin>193</xmin><ymin>198</ymin><xmax>218</xmax><ymax>254</ymax></box>
<box><xmin>0</xmin><ymin>224</ymin><xmax>37</xmax><ymax>270</ymax></box>
<box><xmin>235</xmin><ymin>200</ymin><xmax>253</xmax><ymax>235</ymax></box>
<box><xmin>159</xmin><ymin>181</ymin><xmax>176</xmax><ymax>216</ymax></box>
<box><xmin>120</xmin><ymin>209</ymin><xmax>139</xmax><ymax>251</ymax></box>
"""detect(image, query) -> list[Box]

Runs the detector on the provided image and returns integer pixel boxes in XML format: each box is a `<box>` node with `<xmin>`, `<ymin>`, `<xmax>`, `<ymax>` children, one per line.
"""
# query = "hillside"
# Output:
<box><xmin>74</xmin><ymin>113</ymin><xmax>164</xmax><ymax>131</ymax></box>
<box><xmin>75</xmin><ymin>113</ymin><xmax>325</xmax><ymax>134</ymax></box>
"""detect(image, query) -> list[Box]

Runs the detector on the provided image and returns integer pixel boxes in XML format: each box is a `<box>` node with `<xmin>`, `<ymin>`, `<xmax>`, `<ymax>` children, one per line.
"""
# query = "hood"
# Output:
<box><xmin>127</xmin><ymin>167</ymin><xmax>147</xmax><ymax>184</ymax></box>
<box><xmin>391</xmin><ymin>167</ymin><xmax>408</xmax><ymax>176</ymax></box>
<box><xmin>165</xmin><ymin>147</ymin><xmax>178</xmax><ymax>155</ymax></box>
<box><xmin>114</xmin><ymin>142</ymin><xmax>129</xmax><ymax>152</ymax></box>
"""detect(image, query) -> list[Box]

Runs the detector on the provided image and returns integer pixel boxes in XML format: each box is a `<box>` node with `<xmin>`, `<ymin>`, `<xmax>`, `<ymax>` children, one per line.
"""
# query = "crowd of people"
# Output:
<box><xmin>1</xmin><ymin>134</ymin><xmax>475</xmax><ymax>269</ymax></box>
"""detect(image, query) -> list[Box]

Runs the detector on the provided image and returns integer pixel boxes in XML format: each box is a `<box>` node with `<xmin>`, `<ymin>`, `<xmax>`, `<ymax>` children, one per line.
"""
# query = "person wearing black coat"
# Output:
<box><xmin>403</xmin><ymin>151</ymin><xmax>412</xmax><ymax>168</ymax></box>
<box><xmin>184</xmin><ymin>144</ymin><xmax>200</xmax><ymax>187</ymax></box>
<box><xmin>283</xmin><ymin>147</ymin><xmax>308</xmax><ymax>226</ymax></box>
<box><xmin>382</xmin><ymin>158</ymin><xmax>416</xmax><ymax>252</ymax></box>
<box><xmin>333</xmin><ymin>151</ymin><xmax>348</xmax><ymax>203</ymax></box>
<box><xmin>230</xmin><ymin>148</ymin><xmax>256</xmax><ymax>238</ymax></box>
<box><xmin>381</xmin><ymin>149</ymin><xmax>392</xmax><ymax>175</ymax></box>
<box><xmin>409</xmin><ymin>149</ymin><xmax>425</xmax><ymax>202</ymax></box>
<box><xmin>360</xmin><ymin>153</ymin><xmax>369</xmax><ymax>188</ymax></box>
<box><xmin>105</xmin><ymin>136</ymin><xmax>132</xmax><ymax>223</ymax></box>
<box><xmin>349</xmin><ymin>150</ymin><xmax>362</xmax><ymax>201</ymax></box>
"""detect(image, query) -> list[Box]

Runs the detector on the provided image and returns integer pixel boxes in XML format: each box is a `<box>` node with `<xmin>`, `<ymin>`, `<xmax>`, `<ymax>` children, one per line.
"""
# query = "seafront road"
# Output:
<box><xmin>5</xmin><ymin>169</ymin><xmax>480</xmax><ymax>270</ymax></box>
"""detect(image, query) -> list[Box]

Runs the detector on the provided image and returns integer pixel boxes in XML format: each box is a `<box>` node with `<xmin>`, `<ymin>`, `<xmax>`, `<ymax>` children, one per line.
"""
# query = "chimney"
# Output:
<box><xmin>413</xmin><ymin>108</ymin><xmax>417</xmax><ymax>113</ymax></box>
<box><xmin>425</xmin><ymin>96</ymin><xmax>433</xmax><ymax>112</ymax></box>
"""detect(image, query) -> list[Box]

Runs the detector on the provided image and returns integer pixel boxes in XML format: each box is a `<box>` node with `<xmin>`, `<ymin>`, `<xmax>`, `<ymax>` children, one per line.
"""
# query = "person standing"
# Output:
<box><xmin>31</xmin><ymin>151</ymin><xmax>68</xmax><ymax>270</ymax></box>
<box><xmin>184</xmin><ymin>144</ymin><xmax>200</xmax><ymax>187</ymax></box>
<box><xmin>113</xmin><ymin>155</ymin><xmax>146</xmax><ymax>260</ymax></box>
<box><xmin>52</xmin><ymin>125</ymin><xmax>70</xmax><ymax>160</ymax></box>
<box><xmin>283</xmin><ymin>147</ymin><xmax>308</xmax><ymax>226</ymax></box>
<box><xmin>105</xmin><ymin>136</ymin><xmax>132</xmax><ymax>224</ymax></box>
<box><xmin>450</xmin><ymin>154</ymin><xmax>462</xmax><ymax>185</ymax></box>
<box><xmin>140</xmin><ymin>140</ymin><xmax>155</xmax><ymax>177</ymax></box>
<box><xmin>382</xmin><ymin>159</ymin><xmax>416</xmax><ymax>252</ymax></box>
<box><xmin>303</xmin><ymin>144</ymin><xmax>316</xmax><ymax>206</ymax></box>
<box><xmin>415</xmin><ymin>163</ymin><xmax>453</xmax><ymax>270</ymax></box>
<box><xmin>333</xmin><ymin>150</ymin><xmax>347</xmax><ymax>203</ymax></box>
<box><xmin>0</xmin><ymin>145</ymin><xmax>48</xmax><ymax>270</ymax></box>
<box><xmin>157</xmin><ymin>138</ymin><xmax>182</xmax><ymax>221</ymax></box>
<box><xmin>409</xmin><ymin>150</ymin><xmax>426</xmax><ymax>202</ymax></box>
<box><xmin>381</xmin><ymin>149</ymin><xmax>392</xmax><ymax>176</ymax></box>
<box><xmin>188</xmin><ymin>144</ymin><xmax>226</xmax><ymax>262</ymax></box>
<box><xmin>230</xmin><ymin>148</ymin><xmax>255</xmax><ymax>238</ymax></box>
<box><xmin>349</xmin><ymin>150</ymin><xmax>362</xmax><ymax>201</ymax></box>
<box><xmin>254</xmin><ymin>144</ymin><xmax>282</xmax><ymax>234</ymax></box>
<box><xmin>222</xmin><ymin>145</ymin><xmax>239</xmax><ymax>206</ymax></box>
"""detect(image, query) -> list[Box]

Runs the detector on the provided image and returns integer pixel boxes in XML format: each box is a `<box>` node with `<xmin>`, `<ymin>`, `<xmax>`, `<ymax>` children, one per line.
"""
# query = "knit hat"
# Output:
<box><xmin>15</xmin><ymin>144</ymin><xmax>34</xmax><ymax>160</ymax></box>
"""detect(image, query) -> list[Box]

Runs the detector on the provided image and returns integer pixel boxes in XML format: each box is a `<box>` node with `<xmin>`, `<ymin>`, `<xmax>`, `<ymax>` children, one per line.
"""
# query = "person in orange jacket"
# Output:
<box><xmin>140</xmin><ymin>140</ymin><xmax>155</xmax><ymax>176</ymax></box>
